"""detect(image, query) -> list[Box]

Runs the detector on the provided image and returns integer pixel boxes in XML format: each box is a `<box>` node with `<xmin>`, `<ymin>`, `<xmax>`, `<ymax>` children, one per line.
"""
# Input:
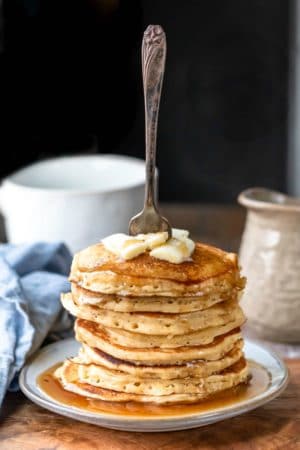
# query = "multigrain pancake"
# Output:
<box><xmin>71</xmin><ymin>270</ymin><xmax>243</xmax><ymax>297</ymax></box>
<box><xmin>55</xmin><ymin>358</ymin><xmax>249</xmax><ymax>404</ymax></box>
<box><xmin>79</xmin><ymin>341</ymin><xmax>244</xmax><ymax>379</ymax></box>
<box><xmin>74</xmin><ymin>312</ymin><xmax>245</xmax><ymax>349</ymax></box>
<box><xmin>62</xmin><ymin>294</ymin><xmax>243</xmax><ymax>335</ymax></box>
<box><xmin>70</xmin><ymin>243</ymin><xmax>245</xmax><ymax>296</ymax></box>
<box><xmin>75</xmin><ymin>319</ymin><xmax>243</xmax><ymax>364</ymax></box>
<box><xmin>71</xmin><ymin>242</ymin><xmax>238</xmax><ymax>281</ymax></box>
<box><xmin>56</xmin><ymin>356</ymin><xmax>248</xmax><ymax>396</ymax></box>
<box><xmin>71</xmin><ymin>283</ymin><xmax>240</xmax><ymax>313</ymax></box>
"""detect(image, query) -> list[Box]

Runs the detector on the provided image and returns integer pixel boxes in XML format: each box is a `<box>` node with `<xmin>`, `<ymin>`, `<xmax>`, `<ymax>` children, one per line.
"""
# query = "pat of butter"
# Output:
<box><xmin>136</xmin><ymin>232</ymin><xmax>168</xmax><ymax>249</ymax></box>
<box><xmin>172</xmin><ymin>229</ymin><xmax>189</xmax><ymax>240</ymax></box>
<box><xmin>150</xmin><ymin>237</ymin><xmax>195</xmax><ymax>263</ymax></box>
<box><xmin>102</xmin><ymin>233</ymin><xmax>147</xmax><ymax>260</ymax></box>
<box><xmin>102</xmin><ymin>229</ymin><xmax>195</xmax><ymax>263</ymax></box>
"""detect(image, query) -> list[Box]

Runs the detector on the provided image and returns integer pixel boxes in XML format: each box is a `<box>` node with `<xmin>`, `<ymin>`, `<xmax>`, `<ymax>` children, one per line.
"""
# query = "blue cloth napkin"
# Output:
<box><xmin>0</xmin><ymin>242</ymin><xmax>73</xmax><ymax>406</ymax></box>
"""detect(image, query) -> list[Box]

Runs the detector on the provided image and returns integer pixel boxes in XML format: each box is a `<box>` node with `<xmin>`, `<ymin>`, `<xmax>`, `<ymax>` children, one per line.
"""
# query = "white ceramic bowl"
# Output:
<box><xmin>0</xmin><ymin>155</ymin><xmax>145</xmax><ymax>253</ymax></box>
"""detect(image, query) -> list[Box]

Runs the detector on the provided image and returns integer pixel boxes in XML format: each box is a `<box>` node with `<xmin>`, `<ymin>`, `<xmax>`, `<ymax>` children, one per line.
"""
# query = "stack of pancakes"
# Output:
<box><xmin>56</xmin><ymin>242</ymin><xmax>249</xmax><ymax>404</ymax></box>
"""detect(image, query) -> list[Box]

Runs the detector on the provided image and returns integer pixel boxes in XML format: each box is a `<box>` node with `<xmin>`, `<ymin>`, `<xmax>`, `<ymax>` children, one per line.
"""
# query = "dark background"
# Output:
<box><xmin>0</xmin><ymin>0</ymin><xmax>289</xmax><ymax>202</ymax></box>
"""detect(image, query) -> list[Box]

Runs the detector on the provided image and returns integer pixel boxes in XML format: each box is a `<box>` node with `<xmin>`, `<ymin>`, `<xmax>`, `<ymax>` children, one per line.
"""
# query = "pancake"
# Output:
<box><xmin>70</xmin><ymin>243</ymin><xmax>245</xmax><ymax>296</ymax></box>
<box><xmin>55</xmin><ymin>358</ymin><xmax>249</xmax><ymax>404</ymax></box>
<box><xmin>62</xmin><ymin>293</ymin><xmax>242</xmax><ymax>335</ymax></box>
<box><xmin>57</xmin><ymin>356</ymin><xmax>248</xmax><ymax>396</ymax></box>
<box><xmin>73</xmin><ymin>311</ymin><xmax>245</xmax><ymax>349</ymax></box>
<box><xmin>75</xmin><ymin>319</ymin><xmax>243</xmax><ymax>364</ymax></box>
<box><xmin>79</xmin><ymin>340</ymin><xmax>244</xmax><ymax>379</ymax></box>
<box><xmin>72</xmin><ymin>242</ymin><xmax>238</xmax><ymax>283</ymax></box>
<box><xmin>71</xmin><ymin>283</ymin><xmax>238</xmax><ymax>313</ymax></box>
<box><xmin>70</xmin><ymin>270</ymin><xmax>243</xmax><ymax>297</ymax></box>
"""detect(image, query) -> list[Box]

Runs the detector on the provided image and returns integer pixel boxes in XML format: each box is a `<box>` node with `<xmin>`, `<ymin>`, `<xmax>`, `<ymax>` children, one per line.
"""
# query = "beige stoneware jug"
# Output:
<box><xmin>238</xmin><ymin>187</ymin><xmax>300</xmax><ymax>342</ymax></box>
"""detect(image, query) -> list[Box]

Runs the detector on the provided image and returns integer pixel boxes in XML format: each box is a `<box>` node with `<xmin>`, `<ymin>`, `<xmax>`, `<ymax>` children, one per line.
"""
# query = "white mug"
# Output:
<box><xmin>0</xmin><ymin>155</ymin><xmax>145</xmax><ymax>253</ymax></box>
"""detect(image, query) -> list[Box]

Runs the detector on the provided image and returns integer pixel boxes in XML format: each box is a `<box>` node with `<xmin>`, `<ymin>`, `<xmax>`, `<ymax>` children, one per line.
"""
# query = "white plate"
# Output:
<box><xmin>19</xmin><ymin>338</ymin><xmax>288</xmax><ymax>432</ymax></box>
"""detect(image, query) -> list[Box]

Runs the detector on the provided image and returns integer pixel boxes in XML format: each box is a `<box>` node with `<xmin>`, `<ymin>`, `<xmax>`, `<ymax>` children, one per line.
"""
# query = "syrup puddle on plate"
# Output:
<box><xmin>37</xmin><ymin>360</ymin><xmax>270</xmax><ymax>417</ymax></box>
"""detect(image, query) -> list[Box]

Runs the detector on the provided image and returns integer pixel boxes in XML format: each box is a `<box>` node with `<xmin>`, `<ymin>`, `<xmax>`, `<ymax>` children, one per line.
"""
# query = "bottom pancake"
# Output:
<box><xmin>55</xmin><ymin>358</ymin><xmax>249</xmax><ymax>404</ymax></box>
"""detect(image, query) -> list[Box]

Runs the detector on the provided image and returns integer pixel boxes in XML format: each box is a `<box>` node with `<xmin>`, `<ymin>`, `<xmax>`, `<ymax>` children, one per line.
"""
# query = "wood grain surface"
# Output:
<box><xmin>0</xmin><ymin>359</ymin><xmax>299</xmax><ymax>450</ymax></box>
<box><xmin>1</xmin><ymin>205</ymin><xmax>299</xmax><ymax>450</ymax></box>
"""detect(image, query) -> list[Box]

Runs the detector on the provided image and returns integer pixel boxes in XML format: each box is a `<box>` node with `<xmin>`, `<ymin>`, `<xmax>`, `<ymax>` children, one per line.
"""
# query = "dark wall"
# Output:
<box><xmin>1</xmin><ymin>0</ymin><xmax>142</xmax><ymax>165</ymax></box>
<box><xmin>0</xmin><ymin>0</ymin><xmax>289</xmax><ymax>202</ymax></box>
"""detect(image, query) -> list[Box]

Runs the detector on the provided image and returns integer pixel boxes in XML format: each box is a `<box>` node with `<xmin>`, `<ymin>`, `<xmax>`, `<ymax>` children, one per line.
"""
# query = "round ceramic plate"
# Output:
<box><xmin>19</xmin><ymin>338</ymin><xmax>288</xmax><ymax>432</ymax></box>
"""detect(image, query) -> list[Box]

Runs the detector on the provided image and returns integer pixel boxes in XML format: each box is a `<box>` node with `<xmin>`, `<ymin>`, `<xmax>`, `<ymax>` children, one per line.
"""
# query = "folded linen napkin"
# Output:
<box><xmin>0</xmin><ymin>242</ymin><xmax>73</xmax><ymax>406</ymax></box>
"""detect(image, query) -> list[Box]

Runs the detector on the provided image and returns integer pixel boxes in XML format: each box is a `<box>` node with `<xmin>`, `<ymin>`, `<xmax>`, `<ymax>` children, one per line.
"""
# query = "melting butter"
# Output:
<box><xmin>102</xmin><ymin>229</ymin><xmax>195</xmax><ymax>263</ymax></box>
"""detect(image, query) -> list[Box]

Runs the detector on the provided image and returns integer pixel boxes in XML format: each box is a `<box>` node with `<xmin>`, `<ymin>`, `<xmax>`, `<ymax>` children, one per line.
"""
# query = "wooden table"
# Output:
<box><xmin>1</xmin><ymin>205</ymin><xmax>299</xmax><ymax>450</ymax></box>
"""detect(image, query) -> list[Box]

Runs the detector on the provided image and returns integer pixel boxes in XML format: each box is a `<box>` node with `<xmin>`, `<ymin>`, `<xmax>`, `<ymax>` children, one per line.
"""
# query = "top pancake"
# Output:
<box><xmin>71</xmin><ymin>242</ymin><xmax>238</xmax><ymax>282</ymax></box>
<box><xmin>70</xmin><ymin>242</ymin><xmax>244</xmax><ymax>296</ymax></box>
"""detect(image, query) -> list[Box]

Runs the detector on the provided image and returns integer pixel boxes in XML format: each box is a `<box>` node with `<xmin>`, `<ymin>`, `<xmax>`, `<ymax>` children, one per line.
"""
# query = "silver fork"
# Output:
<box><xmin>129</xmin><ymin>25</ymin><xmax>172</xmax><ymax>239</ymax></box>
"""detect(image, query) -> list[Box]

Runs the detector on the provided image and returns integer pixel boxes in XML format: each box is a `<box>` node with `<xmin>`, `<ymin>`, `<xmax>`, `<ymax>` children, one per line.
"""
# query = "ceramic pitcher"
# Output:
<box><xmin>238</xmin><ymin>187</ymin><xmax>300</xmax><ymax>342</ymax></box>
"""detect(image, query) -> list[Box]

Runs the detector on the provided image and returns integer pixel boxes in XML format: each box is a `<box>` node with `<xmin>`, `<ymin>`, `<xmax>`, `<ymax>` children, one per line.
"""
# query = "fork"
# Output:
<box><xmin>129</xmin><ymin>25</ymin><xmax>172</xmax><ymax>238</ymax></box>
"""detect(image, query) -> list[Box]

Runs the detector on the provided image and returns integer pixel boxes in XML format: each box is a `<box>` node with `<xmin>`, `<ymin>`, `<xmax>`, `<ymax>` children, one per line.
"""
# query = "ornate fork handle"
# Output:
<box><xmin>142</xmin><ymin>25</ymin><xmax>166</xmax><ymax>208</ymax></box>
<box><xmin>128</xmin><ymin>25</ymin><xmax>171</xmax><ymax>237</ymax></box>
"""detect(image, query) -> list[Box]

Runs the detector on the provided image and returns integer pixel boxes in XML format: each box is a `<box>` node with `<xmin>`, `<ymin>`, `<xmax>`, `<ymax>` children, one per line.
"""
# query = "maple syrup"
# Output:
<box><xmin>37</xmin><ymin>360</ymin><xmax>270</xmax><ymax>417</ymax></box>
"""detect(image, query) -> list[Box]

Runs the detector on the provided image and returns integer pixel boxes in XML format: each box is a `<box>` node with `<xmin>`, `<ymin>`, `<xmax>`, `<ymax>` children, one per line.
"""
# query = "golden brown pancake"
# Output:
<box><xmin>73</xmin><ymin>311</ymin><xmax>245</xmax><ymax>349</ymax></box>
<box><xmin>62</xmin><ymin>293</ymin><xmax>243</xmax><ymax>336</ymax></box>
<box><xmin>55</xmin><ymin>358</ymin><xmax>249</xmax><ymax>404</ymax></box>
<box><xmin>57</xmin><ymin>357</ymin><xmax>247</xmax><ymax>396</ymax></box>
<box><xmin>72</xmin><ymin>242</ymin><xmax>238</xmax><ymax>282</ymax></box>
<box><xmin>71</xmin><ymin>283</ymin><xmax>238</xmax><ymax>313</ymax></box>
<box><xmin>70</xmin><ymin>243</ymin><xmax>245</xmax><ymax>296</ymax></box>
<box><xmin>79</xmin><ymin>341</ymin><xmax>244</xmax><ymax>379</ymax></box>
<box><xmin>71</xmin><ymin>270</ymin><xmax>243</xmax><ymax>297</ymax></box>
<box><xmin>75</xmin><ymin>319</ymin><xmax>243</xmax><ymax>364</ymax></box>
